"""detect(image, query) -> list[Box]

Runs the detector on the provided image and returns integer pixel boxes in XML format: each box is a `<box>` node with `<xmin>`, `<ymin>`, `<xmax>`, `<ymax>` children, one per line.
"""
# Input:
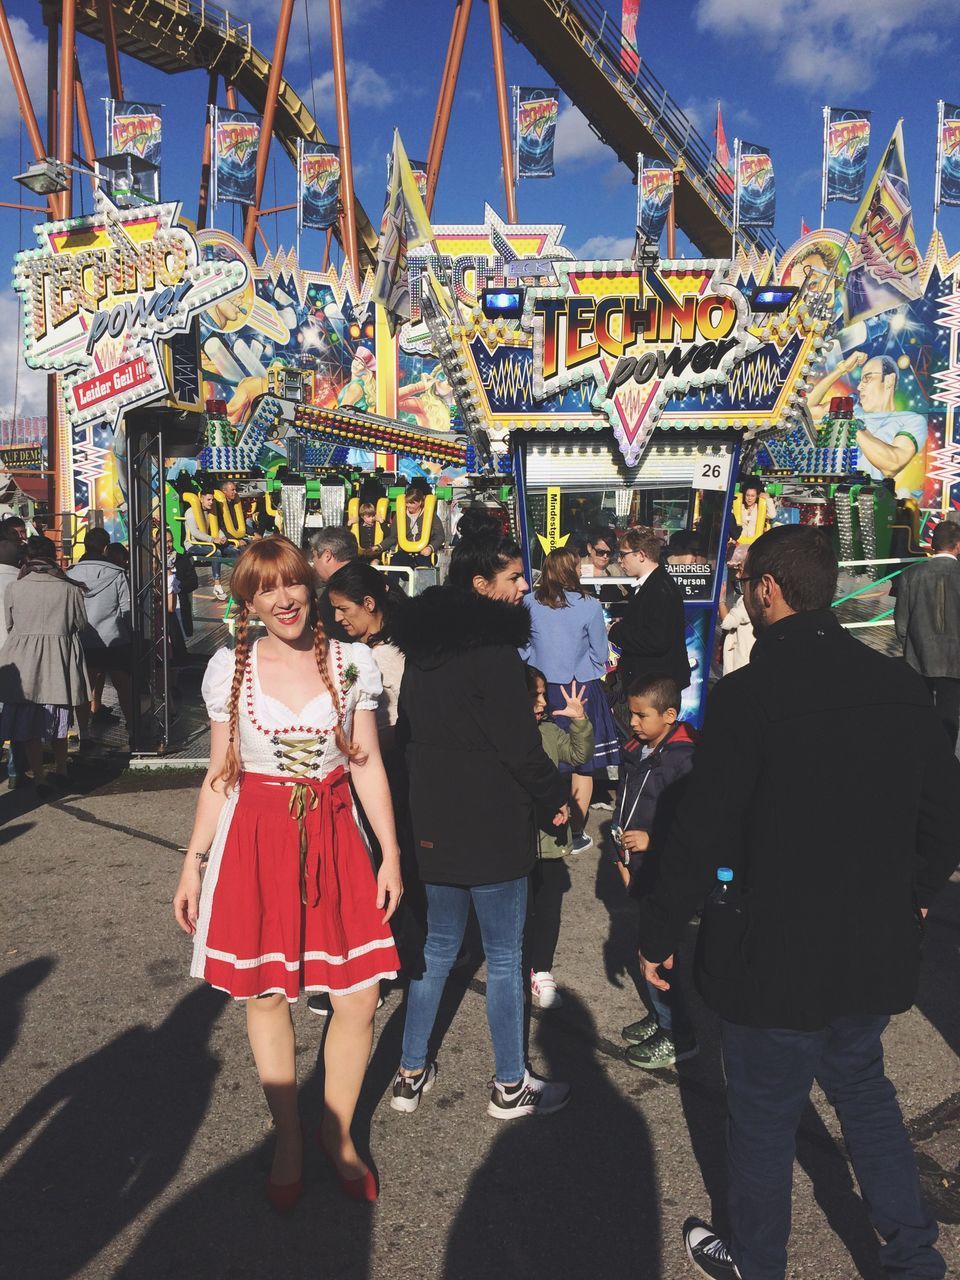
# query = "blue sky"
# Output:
<box><xmin>0</xmin><ymin>0</ymin><xmax>957</xmax><ymax>417</ymax></box>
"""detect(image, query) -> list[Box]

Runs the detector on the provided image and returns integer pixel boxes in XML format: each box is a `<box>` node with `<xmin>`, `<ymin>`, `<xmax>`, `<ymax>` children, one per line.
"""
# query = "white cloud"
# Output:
<box><xmin>573</xmin><ymin>235</ymin><xmax>635</xmax><ymax>260</ymax></box>
<box><xmin>0</xmin><ymin>293</ymin><xmax>46</xmax><ymax>419</ymax></box>
<box><xmin>309</xmin><ymin>61</ymin><xmax>395</xmax><ymax>114</ymax></box>
<box><xmin>553</xmin><ymin>104</ymin><xmax>610</xmax><ymax>166</ymax></box>
<box><xmin>225</xmin><ymin>0</ymin><xmax>386</xmax><ymax>63</ymax></box>
<box><xmin>0</xmin><ymin>17</ymin><xmax>46</xmax><ymax>139</ymax></box>
<box><xmin>695</xmin><ymin>0</ymin><xmax>954</xmax><ymax>92</ymax></box>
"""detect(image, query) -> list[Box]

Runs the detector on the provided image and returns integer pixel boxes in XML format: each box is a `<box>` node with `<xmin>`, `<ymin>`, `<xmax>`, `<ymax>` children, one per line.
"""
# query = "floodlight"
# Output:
<box><xmin>14</xmin><ymin>158</ymin><xmax>69</xmax><ymax>196</ymax></box>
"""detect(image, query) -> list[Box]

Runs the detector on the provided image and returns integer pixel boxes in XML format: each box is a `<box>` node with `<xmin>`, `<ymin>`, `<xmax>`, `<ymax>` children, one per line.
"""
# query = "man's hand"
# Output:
<box><xmin>640</xmin><ymin>951</ymin><xmax>673</xmax><ymax>991</ymax></box>
<box><xmin>552</xmin><ymin>803</ymin><xmax>570</xmax><ymax>828</ymax></box>
<box><xmin>621</xmin><ymin>830</ymin><xmax>649</xmax><ymax>853</ymax></box>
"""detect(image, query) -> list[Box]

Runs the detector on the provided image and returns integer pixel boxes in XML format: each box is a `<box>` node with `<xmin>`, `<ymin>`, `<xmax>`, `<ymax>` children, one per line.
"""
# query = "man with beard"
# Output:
<box><xmin>635</xmin><ymin>525</ymin><xmax>959</xmax><ymax>1280</ymax></box>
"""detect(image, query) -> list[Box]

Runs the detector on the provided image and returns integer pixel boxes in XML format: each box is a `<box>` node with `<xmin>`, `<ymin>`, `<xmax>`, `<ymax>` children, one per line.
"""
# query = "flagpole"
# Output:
<box><xmin>732</xmin><ymin>137</ymin><xmax>740</xmax><ymax>260</ymax></box>
<box><xmin>636</xmin><ymin>151</ymin><xmax>643</xmax><ymax>246</ymax></box>
<box><xmin>820</xmin><ymin>106</ymin><xmax>829</xmax><ymax>229</ymax></box>
<box><xmin>934</xmin><ymin>99</ymin><xmax>944</xmax><ymax>238</ymax></box>
<box><xmin>209</xmin><ymin>104</ymin><xmax>217</xmax><ymax>229</ymax></box>
<box><xmin>512</xmin><ymin>85</ymin><xmax>520</xmax><ymax>215</ymax></box>
<box><xmin>295</xmin><ymin>137</ymin><xmax>302</xmax><ymax>261</ymax></box>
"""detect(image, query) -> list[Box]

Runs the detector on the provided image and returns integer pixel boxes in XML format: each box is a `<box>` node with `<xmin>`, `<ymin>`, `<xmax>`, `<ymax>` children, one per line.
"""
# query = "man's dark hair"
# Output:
<box><xmin>308</xmin><ymin>526</ymin><xmax>358</xmax><ymax>563</ymax></box>
<box><xmin>744</xmin><ymin>525</ymin><xmax>838</xmax><ymax>612</ymax></box>
<box><xmin>0</xmin><ymin>515</ymin><xmax>25</xmax><ymax>538</ymax></box>
<box><xmin>0</xmin><ymin>537</ymin><xmax>19</xmax><ymax>567</ymax></box>
<box><xmin>448</xmin><ymin>531</ymin><xmax>523</xmax><ymax>590</ymax></box>
<box><xmin>83</xmin><ymin>527</ymin><xmax>110</xmax><ymax>556</ymax></box>
<box><xmin>626</xmin><ymin>673</ymin><xmax>682</xmax><ymax>714</ymax></box>
<box><xmin>931</xmin><ymin>521</ymin><xmax>960</xmax><ymax>553</ymax></box>
<box><xmin>619</xmin><ymin>525</ymin><xmax>663</xmax><ymax>561</ymax></box>
<box><xmin>25</xmin><ymin>534</ymin><xmax>56</xmax><ymax>563</ymax></box>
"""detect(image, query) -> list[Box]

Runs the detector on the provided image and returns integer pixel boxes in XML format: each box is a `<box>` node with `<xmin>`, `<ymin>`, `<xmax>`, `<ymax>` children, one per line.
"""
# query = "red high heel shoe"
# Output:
<box><xmin>315</xmin><ymin>1129</ymin><xmax>378</xmax><ymax>1203</ymax></box>
<box><xmin>265</xmin><ymin>1175</ymin><xmax>303</xmax><ymax>1213</ymax></box>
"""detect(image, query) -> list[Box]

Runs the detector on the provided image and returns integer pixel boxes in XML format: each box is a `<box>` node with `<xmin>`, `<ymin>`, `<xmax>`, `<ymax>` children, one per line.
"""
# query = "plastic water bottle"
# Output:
<box><xmin>708</xmin><ymin>866</ymin><xmax>735</xmax><ymax>905</ymax></box>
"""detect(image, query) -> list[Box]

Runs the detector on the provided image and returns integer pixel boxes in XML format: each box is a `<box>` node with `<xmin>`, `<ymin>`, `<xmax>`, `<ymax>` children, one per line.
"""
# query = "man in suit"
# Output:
<box><xmin>895</xmin><ymin>519</ymin><xmax>960</xmax><ymax>748</ymax></box>
<box><xmin>636</xmin><ymin>525</ymin><xmax>959</xmax><ymax>1280</ymax></box>
<box><xmin>609</xmin><ymin>526</ymin><xmax>690</xmax><ymax>692</ymax></box>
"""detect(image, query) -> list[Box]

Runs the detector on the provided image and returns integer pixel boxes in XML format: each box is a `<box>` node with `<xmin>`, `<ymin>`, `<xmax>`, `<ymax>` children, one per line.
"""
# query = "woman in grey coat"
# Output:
<box><xmin>0</xmin><ymin>536</ymin><xmax>90</xmax><ymax>793</ymax></box>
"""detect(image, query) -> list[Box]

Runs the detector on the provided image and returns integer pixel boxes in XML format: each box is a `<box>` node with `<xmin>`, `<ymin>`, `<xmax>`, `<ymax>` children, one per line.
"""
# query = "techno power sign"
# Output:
<box><xmin>523</xmin><ymin>261</ymin><xmax>760</xmax><ymax>464</ymax></box>
<box><xmin>13</xmin><ymin>190</ymin><xmax>248</xmax><ymax>430</ymax></box>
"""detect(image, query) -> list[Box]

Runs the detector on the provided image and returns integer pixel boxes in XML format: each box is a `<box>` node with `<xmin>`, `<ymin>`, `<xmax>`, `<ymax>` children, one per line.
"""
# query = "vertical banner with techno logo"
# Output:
<box><xmin>637</xmin><ymin>156</ymin><xmax>673</xmax><ymax>243</ymax></box>
<box><xmin>106</xmin><ymin>100</ymin><xmax>162</xmax><ymax>196</ymax></box>
<box><xmin>824</xmin><ymin>107</ymin><xmax>871</xmax><ymax>204</ymax></box>
<box><xmin>736</xmin><ymin>140</ymin><xmax>776</xmax><ymax>228</ymax></box>
<box><xmin>212</xmin><ymin>107</ymin><xmax>261</xmax><ymax>208</ymax></box>
<box><xmin>299</xmin><ymin>140</ymin><xmax>341</xmax><ymax>231</ymax></box>
<box><xmin>515</xmin><ymin>87</ymin><xmax>559</xmax><ymax>179</ymax></box>
<box><xmin>938</xmin><ymin>102</ymin><xmax>960</xmax><ymax>208</ymax></box>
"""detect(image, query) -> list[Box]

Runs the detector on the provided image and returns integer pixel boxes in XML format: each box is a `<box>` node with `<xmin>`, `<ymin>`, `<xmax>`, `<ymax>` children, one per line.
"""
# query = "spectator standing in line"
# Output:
<box><xmin>636</xmin><ymin>525</ymin><xmax>960</xmax><ymax>1280</ymax></box>
<box><xmin>610</xmin><ymin>526</ymin><xmax>691</xmax><ymax>694</ymax></box>
<box><xmin>67</xmin><ymin>527</ymin><xmax>133</xmax><ymax>731</ymax></box>
<box><xmin>0</xmin><ymin>515</ymin><xmax>27</xmax><ymax>546</ymax></box>
<box><xmin>894</xmin><ymin>520</ymin><xmax>960</xmax><ymax>749</ymax></box>
<box><xmin>309</xmin><ymin>526</ymin><xmax>358</xmax><ymax>585</ymax></box>
<box><xmin>183</xmin><ymin>490</ymin><xmax>240</xmax><ymax>601</ymax></box>
<box><xmin>0</xmin><ymin>536</ymin><xmax>90</xmax><ymax>797</ymax></box>
<box><xmin>0</xmin><ymin>537</ymin><xmax>26</xmax><ymax>784</ymax></box>
<box><xmin>522</xmin><ymin>546</ymin><xmax>620</xmax><ymax>852</ymax></box>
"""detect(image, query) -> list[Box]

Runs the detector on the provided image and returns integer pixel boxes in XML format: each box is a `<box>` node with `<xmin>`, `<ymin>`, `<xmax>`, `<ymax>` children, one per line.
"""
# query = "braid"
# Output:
<box><xmin>216</xmin><ymin>605</ymin><xmax>249</xmax><ymax>790</ymax></box>
<box><xmin>313</xmin><ymin>614</ymin><xmax>360</xmax><ymax>760</ymax></box>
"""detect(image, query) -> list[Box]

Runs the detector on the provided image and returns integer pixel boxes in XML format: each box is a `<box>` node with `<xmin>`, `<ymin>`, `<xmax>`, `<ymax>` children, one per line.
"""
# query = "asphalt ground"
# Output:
<box><xmin>1</xmin><ymin>772</ymin><xmax>958</xmax><ymax>1280</ymax></box>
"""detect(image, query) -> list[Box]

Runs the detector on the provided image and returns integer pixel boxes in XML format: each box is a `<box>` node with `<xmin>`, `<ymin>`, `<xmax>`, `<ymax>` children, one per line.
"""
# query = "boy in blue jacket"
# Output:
<box><xmin>614</xmin><ymin>674</ymin><xmax>698</xmax><ymax>1069</ymax></box>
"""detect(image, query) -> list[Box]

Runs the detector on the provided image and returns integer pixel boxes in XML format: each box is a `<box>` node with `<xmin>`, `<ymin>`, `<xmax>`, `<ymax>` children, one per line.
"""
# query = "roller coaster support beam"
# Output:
<box><xmin>94</xmin><ymin>0</ymin><xmax>122</xmax><ymax>99</ymax></box>
<box><xmin>487</xmin><ymin>0</ymin><xmax>517</xmax><ymax>223</ymax></box>
<box><xmin>198</xmin><ymin>71</ymin><xmax>218</xmax><ymax>230</ymax></box>
<box><xmin>666</xmin><ymin>178</ymin><xmax>676</xmax><ymax>258</ymax></box>
<box><xmin>225</xmin><ymin>83</ymin><xmax>237</xmax><ymax>110</ymax></box>
<box><xmin>57</xmin><ymin>0</ymin><xmax>77</xmax><ymax>219</ymax></box>
<box><xmin>425</xmin><ymin>0</ymin><xmax>472</xmax><ymax>216</ymax></box>
<box><xmin>74</xmin><ymin>54</ymin><xmax>97</xmax><ymax>174</ymax></box>
<box><xmin>328</xmin><ymin>0</ymin><xmax>359</xmax><ymax>284</ymax></box>
<box><xmin>46</xmin><ymin>15</ymin><xmax>57</xmax><ymax>156</ymax></box>
<box><xmin>0</xmin><ymin>0</ymin><xmax>51</xmax><ymax>198</ymax></box>
<box><xmin>243</xmin><ymin>0</ymin><xmax>294</xmax><ymax>253</ymax></box>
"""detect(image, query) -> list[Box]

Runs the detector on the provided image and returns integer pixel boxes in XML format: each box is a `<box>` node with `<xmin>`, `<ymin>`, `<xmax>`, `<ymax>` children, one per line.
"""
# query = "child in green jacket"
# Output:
<box><xmin>524</xmin><ymin>665</ymin><xmax>594</xmax><ymax>1008</ymax></box>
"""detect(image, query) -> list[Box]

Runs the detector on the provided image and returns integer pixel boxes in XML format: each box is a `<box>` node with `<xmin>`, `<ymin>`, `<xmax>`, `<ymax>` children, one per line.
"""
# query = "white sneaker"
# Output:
<box><xmin>212</xmin><ymin>583</ymin><xmax>227</xmax><ymax>601</ymax></box>
<box><xmin>530</xmin><ymin>969</ymin><xmax>562</xmax><ymax>1009</ymax></box>
<box><xmin>590</xmin><ymin>799</ymin><xmax>615</xmax><ymax>811</ymax></box>
<box><xmin>390</xmin><ymin>1062</ymin><xmax>437</xmax><ymax>1113</ymax></box>
<box><xmin>487</xmin><ymin>1068</ymin><xmax>570</xmax><ymax>1119</ymax></box>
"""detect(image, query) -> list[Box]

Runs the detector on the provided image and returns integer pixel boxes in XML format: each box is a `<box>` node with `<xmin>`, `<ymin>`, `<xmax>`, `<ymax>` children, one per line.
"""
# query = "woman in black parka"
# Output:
<box><xmin>390</xmin><ymin>532</ymin><xmax>571</xmax><ymax>1120</ymax></box>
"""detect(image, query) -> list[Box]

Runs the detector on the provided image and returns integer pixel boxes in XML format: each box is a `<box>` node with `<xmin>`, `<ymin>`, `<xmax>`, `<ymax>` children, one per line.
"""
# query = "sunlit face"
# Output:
<box><xmin>531</xmin><ymin>676</ymin><xmax>547</xmax><ymax>721</ymax></box>
<box><xmin>200</xmin><ymin>493</ymin><xmax>215</xmax><ymax>511</ymax></box>
<box><xmin>588</xmin><ymin>539</ymin><xmax>612</xmax><ymax>570</ymax></box>
<box><xmin>328</xmin><ymin>589</ymin><xmax>379</xmax><ymax>640</ymax></box>
<box><xmin>406</xmin><ymin>494</ymin><xmax>424</xmax><ymax>520</ymax></box>
<box><xmin>619</xmin><ymin>545</ymin><xmax>648</xmax><ymax>578</ymax></box>
<box><xmin>311</xmin><ymin>548</ymin><xmax>342</xmax><ymax>583</ymax></box>
<box><xmin>360</xmin><ymin>507</ymin><xmax>377</xmax><ymax>527</ymax></box>
<box><xmin>858</xmin><ymin>358</ymin><xmax>896</xmax><ymax>414</ymax></box>
<box><xmin>474</xmin><ymin>556</ymin><xmax>528</xmax><ymax>605</ymax></box>
<box><xmin>628</xmin><ymin>695</ymin><xmax>676</xmax><ymax>744</ymax></box>
<box><xmin>743</xmin><ymin>487</ymin><xmax>759</xmax><ymax>508</ymax></box>
<box><xmin>249</xmin><ymin>578</ymin><xmax>312</xmax><ymax>640</ymax></box>
<box><xmin>222</xmin><ymin>481</ymin><xmax>238</xmax><ymax>502</ymax></box>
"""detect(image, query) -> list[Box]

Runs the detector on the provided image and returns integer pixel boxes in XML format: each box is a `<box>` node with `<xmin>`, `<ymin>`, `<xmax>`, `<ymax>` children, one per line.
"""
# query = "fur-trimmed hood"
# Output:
<box><xmin>392</xmin><ymin>585</ymin><xmax>531</xmax><ymax>667</ymax></box>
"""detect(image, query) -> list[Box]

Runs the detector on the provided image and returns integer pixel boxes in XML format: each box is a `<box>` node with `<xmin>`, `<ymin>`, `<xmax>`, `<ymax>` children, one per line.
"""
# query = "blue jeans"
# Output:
<box><xmin>645</xmin><ymin>973</ymin><xmax>693</xmax><ymax>1040</ymax></box>
<box><xmin>185</xmin><ymin>542</ymin><xmax>240</xmax><ymax>583</ymax></box>
<box><xmin>721</xmin><ymin>1015</ymin><xmax>943</xmax><ymax>1280</ymax></box>
<box><xmin>400</xmin><ymin>877</ymin><xmax>527</xmax><ymax>1084</ymax></box>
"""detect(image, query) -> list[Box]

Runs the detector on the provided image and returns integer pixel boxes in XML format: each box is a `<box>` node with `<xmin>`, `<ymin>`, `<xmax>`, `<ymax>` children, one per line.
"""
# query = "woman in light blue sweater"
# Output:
<box><xmin>522</xmin><ymin>547</ymin><xmax>619</xmax><ymax>850</ymax></box>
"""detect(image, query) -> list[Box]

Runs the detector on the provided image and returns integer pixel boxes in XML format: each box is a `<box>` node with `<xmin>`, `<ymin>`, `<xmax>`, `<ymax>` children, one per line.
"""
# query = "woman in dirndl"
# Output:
<box><xmin>522</xmin><ymin>546</ymin><xmax>620</xmax><ymax>851</ymax></box>
<box><xmin>173</xmin><ymin>538</ymin><xmax>402</xmax><ymax>1211</ymax></box>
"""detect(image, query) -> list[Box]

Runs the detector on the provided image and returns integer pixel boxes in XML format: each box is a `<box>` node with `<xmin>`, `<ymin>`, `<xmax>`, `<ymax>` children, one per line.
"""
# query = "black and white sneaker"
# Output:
<box><xmin>683</xmin><ymin>1218</ymin><xmax>741</xmax><ymax>1279</ymax></box>
<box><xmin>487</xmin><ymin>1069</ymin><xmax>571</xmax><ymax>1119</ymax></box>
<box><xmin>390</xmin><ymin>1062</ymin><xmax>437</xmax><ymax>1113</ymax></box>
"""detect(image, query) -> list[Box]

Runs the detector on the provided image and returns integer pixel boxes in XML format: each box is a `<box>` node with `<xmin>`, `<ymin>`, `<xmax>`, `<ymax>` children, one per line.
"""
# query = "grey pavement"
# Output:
<box><xmin>1</xmin><ymin>775</ymin><xmax>958</xmax><ymax>1280</ymax></box>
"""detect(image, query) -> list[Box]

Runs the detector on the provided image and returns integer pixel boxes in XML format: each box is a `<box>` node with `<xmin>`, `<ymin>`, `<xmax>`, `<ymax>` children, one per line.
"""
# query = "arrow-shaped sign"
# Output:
<box><xmin>537</xmin><ymin>485</ymin><xmax>569</xmax><ymax>555</ymax></box>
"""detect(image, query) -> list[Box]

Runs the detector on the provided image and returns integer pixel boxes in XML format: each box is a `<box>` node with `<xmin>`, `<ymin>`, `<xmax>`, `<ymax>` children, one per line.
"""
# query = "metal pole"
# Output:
<box><xmin>666</xmin><ymin>168</ymin><xmax>677</xmax><ymax>258</ymax></box>
<box><xmin>731</xmin><ymin>137</ymin><xmax>740</xmax><ymax>260</ymax></box>
<box><xmin>74</xmin><ymin>55</ymin><xmax>97</xmax><ymax>173</ymax></box>
<box><xmin>425</xmin><ymin>0</ymin><xmax>472</xmax><ymax>216</ymax></box>
<box><xmin>328</xmin><ymin>0</ymin><xmax>359</xmax><ymax>283</ymax></box>
<box><xmin>95</xmin><ymin>0</ymin><xmax>123</xmax><ymax>99</ymax></box>
<box><xmin>57</xmin><ymin>0</ymin><xmax>77</xmax><ymax>221</ymax></box>
<box><xmin>934</xmin><ymin>99</ymin><xmax>944</xmax><ymax>237</ymax></box>
<box><xmin>0</xmin><ymin>0</ymin><xmax>48</xmax><ymax>168</ymax></box>
<box><xmin>488</xmin><ymin>0</ymin><xmax>517</xmax><ymax>223</ymax></box>
<box><xmin>321</xmin><ymin>226</ymin><xmax>332</xmax><ymax>272</ymax></box>
<box><xmin>243</xmin><ymin>0</ymin><xmax>294</xmax><ymax>252</ymax></box>
<box><xmin>197</xmin><ymin>70</ymin><xmax>217</xmax><ymax>229</ymax></box>
<box><xmin>820</xmin><ymin>106</ymin><xmax>829</xmax><ymax>229</ymax></box>
<box><xmin>45</xmin><ymin>14</ymin><xmax>59</xmax><ymax>514</ymax></box>
<box><xmin>225</xmin><ymin>83</ymin><xmax>238</xmax><ymax>110</ymax></box>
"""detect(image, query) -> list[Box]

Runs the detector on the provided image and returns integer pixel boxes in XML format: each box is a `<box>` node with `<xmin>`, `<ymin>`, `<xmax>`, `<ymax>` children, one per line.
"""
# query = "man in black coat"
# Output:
<box><xmin>609</xmin><ymin>526</ymin><xmax>691</xmax><ymax>691</ymax></box>
<box><xmin>636</xmin><ymin>525</ymin><xmax>960</xmax><ymax>1280</ymax></box>
<box><xmin>895</xmin><ymin>518</ymin><xmax>960</xmax><ymax>748</ymax></box>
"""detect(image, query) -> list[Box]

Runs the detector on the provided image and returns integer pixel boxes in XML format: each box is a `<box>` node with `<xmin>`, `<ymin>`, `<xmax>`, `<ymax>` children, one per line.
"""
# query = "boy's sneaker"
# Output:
<box><xmin>487</xmin><ymin>1068</ymin><xmax>570</xmax><ymax>1119</ymax></box>
<box><xmin>625</xmin><ymin>1028</ymin><xmax>698</xmax><ymax>1069</ymax></box>
<box><xmin>621</xmin><ymin>1013</ymin><xmax>659</xmax><ymax>1044</ymax></box>
<box><xmin>683</xmin><ymin>1218</ymin><xmax>741</xmax><ymax>1278</ymax></box>
<box><xmin>530</xmin><ymin>970</ymin><xmax>562</xmax><ymax>1009</ymax></box>
<box><xmin>212</xmin><ymin>583</ymin><xmax>227</xmax><ymax>601</ymax></box>
<box><xmin>571</xmin><ymin>832</ymin><xmax>593</xmax><ymax>854</ymax></box>
<box><xmin>390</xmin><ymin>1062</ymin><xmax>437</xmax><ymax>1113</ymax></box>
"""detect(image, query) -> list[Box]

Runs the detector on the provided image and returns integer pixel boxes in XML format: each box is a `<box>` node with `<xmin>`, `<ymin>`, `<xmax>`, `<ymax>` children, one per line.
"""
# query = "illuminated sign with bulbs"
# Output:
<box><xmin>13</xmin><ymin>190</ymin><xmax>248</xmax><ymax>430</ymax></box>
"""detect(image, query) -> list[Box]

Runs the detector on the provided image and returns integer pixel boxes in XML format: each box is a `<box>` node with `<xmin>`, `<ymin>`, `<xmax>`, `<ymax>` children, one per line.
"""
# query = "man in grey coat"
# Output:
<box><xmin>895</xmin><ymin>520</ymin><xmax>960</xmax><ymax>747</ymax></box>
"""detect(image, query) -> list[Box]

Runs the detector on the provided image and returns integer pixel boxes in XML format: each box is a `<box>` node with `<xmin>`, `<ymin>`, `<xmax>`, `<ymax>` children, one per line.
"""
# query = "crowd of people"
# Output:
<box><xmin>166</xmin><ymin>501</ymin><xmax>959</xmax><ymax>1280</ymax></box>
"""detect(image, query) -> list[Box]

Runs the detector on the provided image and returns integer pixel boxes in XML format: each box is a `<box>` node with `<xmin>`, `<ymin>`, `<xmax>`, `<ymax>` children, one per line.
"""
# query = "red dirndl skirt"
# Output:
<box><xmin>194</xmin><ymin>768</ymin><xmax>400</xmax><ymax>1000</ymax></box>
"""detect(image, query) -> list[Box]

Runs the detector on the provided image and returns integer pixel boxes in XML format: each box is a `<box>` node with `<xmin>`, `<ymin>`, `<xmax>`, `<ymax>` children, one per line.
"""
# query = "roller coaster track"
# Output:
<box><xmin>494</xmin><ymin>0</ymin><xmax>782</xmax><ymax>259</ymax></box>
<box><xmin>39</xmin><ymin>0</ymin><xmax>379</xmax><ymax>268</ymax></box>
